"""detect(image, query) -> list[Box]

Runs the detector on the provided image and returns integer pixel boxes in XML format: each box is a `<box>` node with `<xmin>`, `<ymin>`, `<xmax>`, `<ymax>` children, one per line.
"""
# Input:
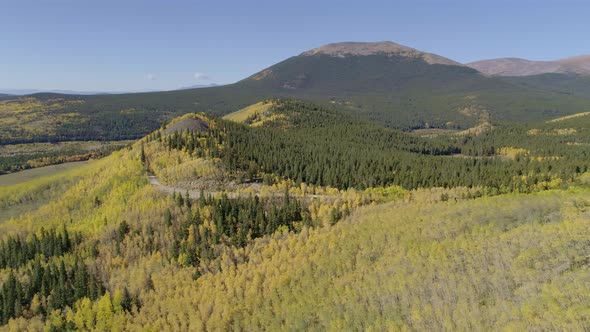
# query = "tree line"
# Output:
<box><xmin>166</xmin><ymin>190</ymin><xmax>322</xmax><ymax>268</ymax></box>
<box><xmin>0</xmin><ymin>225</ymin><xmax>107</xmax><ymax>324</ymax></box>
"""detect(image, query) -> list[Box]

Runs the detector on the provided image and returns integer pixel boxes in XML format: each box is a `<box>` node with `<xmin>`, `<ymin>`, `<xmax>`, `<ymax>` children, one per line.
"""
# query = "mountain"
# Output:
<box><xmin>241</xmin><ymin>41</ymin><xmax>474</xmax><ymax>92</ymax></box>
<box><xmin>0</xmin><ymin>85</ymin><xmax>218</xmax><ymax>96</ymax></box>
<box><xmin>467</xmin><ymin>55</ymin><xmax>590</xmax><ymax>76</ymax></box>
<box><xmin>224</xmin><ymin>41</ymin><xmax>590</xmax><ymax>129</ymax></box>
<box><xmin>558</xmin><ymin>54</ymin><xmax>590</xmax><ymax>73</ymax></box>
<box><xmin>176</xmin><ymin>83</ymin><xmax>219</xmax><ymax>90</ymax></box>
<box><xmin>5</xmin><ymin>41</ymin><xmax>590</xmax><ymax>144</ymax></box>
<box><xmin>0</xmin><ymin>89</ymin><xmax>112</xmax><ymax>95</ymax></box>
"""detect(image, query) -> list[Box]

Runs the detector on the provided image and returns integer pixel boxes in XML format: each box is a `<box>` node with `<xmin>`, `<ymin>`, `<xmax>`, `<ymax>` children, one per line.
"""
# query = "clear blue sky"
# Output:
<box><xmin>2</xmin><ymin>0</ymin><xmax>589</xmax><ymax>91</ymax></box>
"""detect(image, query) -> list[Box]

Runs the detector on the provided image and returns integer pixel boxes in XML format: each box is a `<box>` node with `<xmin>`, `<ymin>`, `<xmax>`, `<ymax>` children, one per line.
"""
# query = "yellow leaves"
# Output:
<box><xmin>187</xmin><ymin>225</ymin><xmax>197</xmax><ymax>246</ymax></box>
<box><xmin>362</xmin><ymin>185</ymin><xmax>406</xmax><ymax>202</ymax></box>
<box><xmin>0</xmin><ymin>146</ymin><xmax>154</xmax><ymax>239</ymax></box>
<box><xmin>0</xmin><ymin>97</ymin><xmax>86</xmax><ymax>139</ymax></box>
<box><xmin>71</xmin><ymin>297</ymin><xmax>94</xmax><ymax>330</ymax></box>
<box><xmin>275</xmin><ymin>225</ymin><xmax>290</xmax><ymax>235</ymax></box>
<box><xmin>535</xmin><ymin>177</ymin><xmax>562</xmax><ymax>191</ymax></box>
<box><xmin>177</xmin><ymin>253</ymin><xmax>189</xmax><ymax>266</ymax></box>
<box><xmin>9</xmin><ymin>116</ymin><xmax>590</xmax><ymax>330</ymax></box>
<box><xmin>45</xmin><ymin>309</ymin><xmax>66</xmax><ymax>331</ymax></box>
<box><xmin>66</xmin><ymin>293</ymin><xmax>129</xmax><ymax>331</ymax></box>
<box><xmin>527</xmin><ymin>128</ymin><xmax>542</xmax><ymax>135</ymax></box>
<box><xmin>118</xmin><ymin>188</ymin><xmax>590</xmax><ymax>330</ymax></box>
<box><xmin>577</xmin><ymin>172</ymin><xmax>590</xmax><ymax>185</ymax></box>
<box><xmin>552</xmin><ymin>128</ymin><xmax>577</xmax><ymax>135</ymax></box>
<box><xmin>496</xmin><ymin>147</ymin><xmax>529</xmax><ymax>160</ymax></box>
<box><xmin>111</xmin><ymin>289</ymin><xmax>126</xmax><ymax>314</ymax></box>
<box><xmin>95</xmin><ymin>293</ymin><xmax>114</xmax><ymax>331</ymax></box>
<box><xmin>110</xmin><ymin>255</ymin><xmax>125</xmax><ymax>268</ymax></box>
<box><xmin>223</xmin><ymin>100</ymin><xmax>277</xmax><ymax>125</ymax></box>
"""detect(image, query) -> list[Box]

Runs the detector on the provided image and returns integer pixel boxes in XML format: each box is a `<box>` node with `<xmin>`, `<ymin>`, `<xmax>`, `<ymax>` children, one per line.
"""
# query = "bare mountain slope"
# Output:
<box><xmin>302</xmin><ymin>41</ymin><xmax>462</xmax><ymax>66</ymax></box>
<box><xmin>468</xmin><ymin>56</ymin><xmax>590</xmax><ymax>76</ymax></box>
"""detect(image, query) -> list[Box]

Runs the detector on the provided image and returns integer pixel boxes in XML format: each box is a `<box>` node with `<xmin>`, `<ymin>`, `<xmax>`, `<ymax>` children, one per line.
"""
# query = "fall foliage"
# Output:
<box><xmin>2</xmin><ymin>102</ymin><xmax>590</xmax><ymax>330</ymax></box>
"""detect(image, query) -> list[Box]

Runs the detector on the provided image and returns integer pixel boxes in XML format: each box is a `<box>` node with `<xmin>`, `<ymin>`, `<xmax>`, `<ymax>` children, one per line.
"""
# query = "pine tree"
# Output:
<box><xmin>140</xmin><ymin>144</ymin><xmax>146</xmax><ymax>165</ymax></box>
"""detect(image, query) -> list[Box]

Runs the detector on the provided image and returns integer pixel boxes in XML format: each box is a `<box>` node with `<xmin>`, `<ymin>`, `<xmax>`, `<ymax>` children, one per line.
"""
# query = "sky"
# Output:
<box><xmin>2</xmin><ymin>0</ymin><xmax>590</xmax><ymax>92</ymax></box>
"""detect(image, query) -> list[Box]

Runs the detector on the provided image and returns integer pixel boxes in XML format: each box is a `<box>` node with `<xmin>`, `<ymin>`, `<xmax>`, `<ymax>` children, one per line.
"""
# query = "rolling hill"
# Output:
<box><xmin>3</xmin><ymin>99</ymin><xmax>590</xmax><ymax>329</ymax></box>
<box><xmin>467</xmin><ymin>55</ymin><xmax>590</xmax><ymax>76</ymax></box>
<box><xmin>501</xmin><ymin>73</ymin><xmax>590</xmax><ymax>98</ymax></box>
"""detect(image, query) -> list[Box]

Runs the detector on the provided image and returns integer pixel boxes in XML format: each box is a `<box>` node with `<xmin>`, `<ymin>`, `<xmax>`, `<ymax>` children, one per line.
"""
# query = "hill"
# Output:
<box><xmin>501</xmin><ymin>73</ymin><xmax>590</xmax><ymax>97</ymax></box>
<box><xmin>2</xmin><ymin>100</ymin><xmax>590</xmax><ymax>329</ymax></box>
<box><xmin>185</xmin><ymin>99</ymin><xmax>589</xmax><ymax>191</ymax></box>
<box><xmin>467</xmin><ymin>55</ymin><xmax>590</xmax><ymax>76</ymax></box>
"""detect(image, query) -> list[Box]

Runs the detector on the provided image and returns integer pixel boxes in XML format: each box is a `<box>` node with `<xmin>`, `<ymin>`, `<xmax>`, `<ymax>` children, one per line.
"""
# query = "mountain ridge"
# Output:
<box><xmin>0</xmin><ymin>84</ymin><xmax>219</xmax><ymax>96</ymax></box>
<box><xmin>467</xmin><ymin>55</ymin><xmax>590</xmax><ymax>76</ymax></box>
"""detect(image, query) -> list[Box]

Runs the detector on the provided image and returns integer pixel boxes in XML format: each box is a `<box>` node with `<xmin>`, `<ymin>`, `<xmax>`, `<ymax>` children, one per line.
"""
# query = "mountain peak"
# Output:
<box><xmin>301</xmin><ymin>41</ymin><xmax>462</xmax><ymax>66</ymax></box>
<box><xmin>302</xmin><ymin>41</ymin><xmax>414</xmax><ymax>56</ymax></box>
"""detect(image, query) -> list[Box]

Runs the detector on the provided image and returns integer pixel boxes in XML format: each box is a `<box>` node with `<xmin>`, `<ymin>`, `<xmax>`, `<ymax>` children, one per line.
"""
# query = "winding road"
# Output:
<box><xmin>148</xmin><ymin>175</ymin><xmax>335</xmax><ymax>200</ymax></box>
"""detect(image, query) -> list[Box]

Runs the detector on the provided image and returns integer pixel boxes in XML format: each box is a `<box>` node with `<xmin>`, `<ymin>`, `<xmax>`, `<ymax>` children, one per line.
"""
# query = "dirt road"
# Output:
<box><xmin>148</xmin><ymin>175</ymin><xmax>335</xmax><ymax>200</ymax></box>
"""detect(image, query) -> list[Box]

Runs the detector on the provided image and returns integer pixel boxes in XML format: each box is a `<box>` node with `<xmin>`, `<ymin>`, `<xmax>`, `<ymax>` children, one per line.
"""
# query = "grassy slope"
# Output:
<box><xmin>223</xmin><ymin>101</ymin><xmax>274</xmax><ymax>123</ymax></box>
<box><xmin>0</xmin><ymin>161</ymin><xmax>93</xmax><ymax>223</ymax></box>
<box><xmin>222</xmin><ymin>100</ymin><xmax>281</xmax><ymax>126</ymax></box>
<box><xmin>0</xmin><ymin>161</ymin><xmax>88</xmax><ymax>187</ymax></box>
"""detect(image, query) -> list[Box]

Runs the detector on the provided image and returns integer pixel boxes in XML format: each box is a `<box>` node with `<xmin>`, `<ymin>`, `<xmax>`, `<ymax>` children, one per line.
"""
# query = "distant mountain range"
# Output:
<box><xmin>0</xmin><ymin>89</ymin><xmax>114</xmax><ymax>96</ymax></box>
<box><xmin>467</xmin><ymin>55</ymin><xmax>590</xmax><ymax>76</ymax></box>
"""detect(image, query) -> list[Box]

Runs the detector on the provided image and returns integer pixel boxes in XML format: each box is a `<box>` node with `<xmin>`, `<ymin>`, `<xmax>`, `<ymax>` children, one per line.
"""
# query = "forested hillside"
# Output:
<box><xmin>164</xmin><ymin>99</ymin><xmax>588</xmax><ymax>192</ymax></box>
<box><xmin>2</xmin><ymin>98</ymin><xmax>590</xmax><ymax>329</ymax></box>
<box><xmin>0</xmin><ymin>110</ymin><xmax>399</xmax><ymax>329</ymax></box>
<box><xmin>122</xmin><ymin>187</ymin><xmax>590</xmax><ymax>331</ymax></box>
<box><xmin>2</xmin><ymin>122</ymin><xmax>590</xmax><ymax>329</ymax></box>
